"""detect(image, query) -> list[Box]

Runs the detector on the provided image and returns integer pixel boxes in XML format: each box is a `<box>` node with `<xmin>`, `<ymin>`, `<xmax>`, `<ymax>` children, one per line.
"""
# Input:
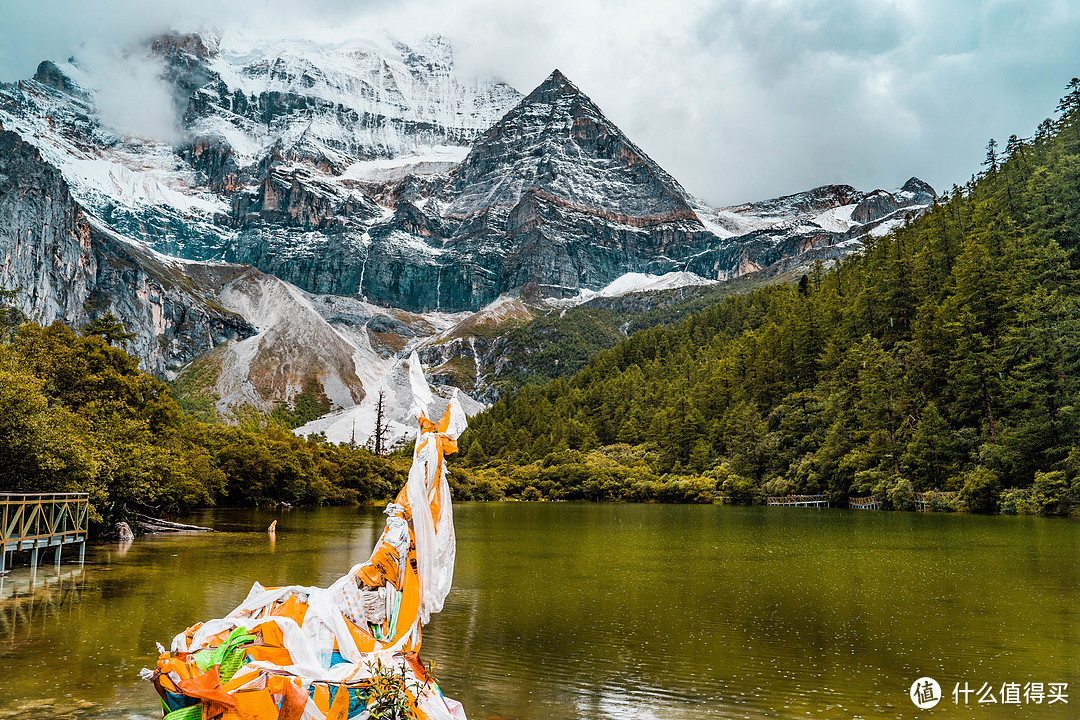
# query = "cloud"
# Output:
<box><xmin>1</xmin><ymin>0</ymin><xmax>1078</xmax><ymax>204</ymax></box>
<box><xmin>72</xmin><ymin>46</ymin><xmax>181</xmax><ymax>142</ymax></box>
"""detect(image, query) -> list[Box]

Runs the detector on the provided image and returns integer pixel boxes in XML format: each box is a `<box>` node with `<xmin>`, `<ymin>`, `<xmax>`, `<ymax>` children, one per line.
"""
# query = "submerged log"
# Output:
<box><xmin>134</xmin><ymin>513</ymin><xmax>213</xmax><ymax>533</ymax></box>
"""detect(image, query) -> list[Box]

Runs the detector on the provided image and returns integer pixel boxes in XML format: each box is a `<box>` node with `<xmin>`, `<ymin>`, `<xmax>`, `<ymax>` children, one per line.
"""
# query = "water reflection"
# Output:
<box><xmin>0</xmin><ymin>563</ymin><xmax>85</xmax><ymax>650</ymax></box>
<box><xmin>0</xmin><ymin>505</ymin><xmax>1077</xmax><ymax>720</ymax></box>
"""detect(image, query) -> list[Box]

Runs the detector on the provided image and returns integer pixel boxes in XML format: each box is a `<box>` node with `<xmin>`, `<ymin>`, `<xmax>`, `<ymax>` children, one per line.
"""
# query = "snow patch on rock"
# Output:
<box><xmin>551</xmin><ymin>270</ymin><xmax>718</xmax><ymax>306</ymax></box>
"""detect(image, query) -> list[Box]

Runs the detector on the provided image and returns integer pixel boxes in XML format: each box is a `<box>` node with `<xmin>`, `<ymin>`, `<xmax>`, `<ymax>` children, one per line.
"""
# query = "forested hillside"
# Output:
<box><xmin>0</xmin><ymin>314</ymin><xmax>406</xmax><ymax>528</ymax></box>
<box><xmin>459</xmin><ymin>80</ymin><xmax>1080</xmax><ymax>513</ymax></box>
<box><xmin>469</xmin><ymin>277</ymin><xmax>769</xmax><ymax>397</ymax></box>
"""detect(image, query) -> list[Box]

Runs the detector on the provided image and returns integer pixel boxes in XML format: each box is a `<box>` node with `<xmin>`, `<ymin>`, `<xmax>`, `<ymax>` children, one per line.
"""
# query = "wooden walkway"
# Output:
<box><xmin>760</xmin><ymin>490</ymin><xmax>965</xmax><ymax>512</ymax></box>
<box><xmin>766</xmin><ymin>493</ymin><xmax>830</xmax><ymax>508</ymax></box>
<box><xmin>1</xmin><ymin>493</ymin><xmax>88</xmax><ymax>575</ymax></box>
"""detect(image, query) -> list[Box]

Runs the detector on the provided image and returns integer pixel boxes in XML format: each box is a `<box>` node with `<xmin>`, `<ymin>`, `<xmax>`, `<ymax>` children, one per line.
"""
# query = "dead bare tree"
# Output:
<box><xmin>373</xmin><ymin>390</ymin><xmax>388</xmax><ymax>457</ymax></box>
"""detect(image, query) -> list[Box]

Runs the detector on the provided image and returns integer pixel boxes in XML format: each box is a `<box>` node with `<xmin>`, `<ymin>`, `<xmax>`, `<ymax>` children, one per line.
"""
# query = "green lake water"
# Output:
<box><xmin>0</xmin><ymin>503</ymin><xmax>1077</xmax><ymax>719</ymax></box>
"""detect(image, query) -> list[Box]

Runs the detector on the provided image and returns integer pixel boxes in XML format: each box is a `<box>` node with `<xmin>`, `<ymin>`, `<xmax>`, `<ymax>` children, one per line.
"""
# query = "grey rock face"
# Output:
<box><xmin>230</xmin><ymin>167</ymin><xmax>383</xmax><ymax>229</ymax></box>
<box><xmin>0</xmin><ymin>127</ymin><xmax>254</xmax><ymax>375</ymax></box>
<box><xmin>181</xmin><ymin>135</ymin><xmax>241</xmax><ymax>192</ymax></box>
<box><xmin>900</xmin><ymin>176</ymin><xmax>936</xmax><ymax>200</ymax></box>
<box><xmin>33</xmin><ymin>61</ymin><xmax>80</xmax><ymax>94</ymax></box>
<box><xmin>852</xmin><ymin>190</ymin><xmax>902</xmax><ymax>224</ymax></box>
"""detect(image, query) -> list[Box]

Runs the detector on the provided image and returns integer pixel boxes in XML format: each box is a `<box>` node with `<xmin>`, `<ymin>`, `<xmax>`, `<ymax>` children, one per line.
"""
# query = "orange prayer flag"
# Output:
<box><xmin>232</xmin><ymin>689</ymin><xmax>280</xmax><ymax>720</ymax></box>
<box><xmin>269</xmin><ymin>594</ymin><xmax>309</xmax><ymax>626</ymax></box>
<box><xmin>178</xmin><ymin>666</ymin><xmax>236</xmax><ymax>708</ymax></box>
<box><xmin>222</xmin><ymin>669</ymin><xmax>261</xmax><ymax>693</ymax></box>
<box><xmin>274</xmin><ymin>678</ymin><xmax>308</xmax><ymax>720</ymax></box>
<box><xmin>326</xmin><ymin>684</ymin><xmax>350</xmax><ymax>720</ymax></box>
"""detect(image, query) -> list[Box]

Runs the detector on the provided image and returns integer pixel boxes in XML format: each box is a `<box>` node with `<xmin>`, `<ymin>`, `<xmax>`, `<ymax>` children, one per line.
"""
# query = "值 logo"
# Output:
<box><xmin>910</xmin><ymin>677</ymin><xmax>942</xmax><ymax>709</ymax></box>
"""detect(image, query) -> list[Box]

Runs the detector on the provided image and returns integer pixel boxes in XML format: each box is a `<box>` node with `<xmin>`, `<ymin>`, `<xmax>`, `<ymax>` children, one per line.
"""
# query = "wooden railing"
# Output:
<box><xmin>766</xmin><ymin>493</ymin><xmax>830</xmax><ymax>507</ymax></box>
<box><xmin>848</xmin><ymin>496</ymin><xmax>879</xmax><ymax>510</ymax></box>
<box><xmin>1</xmin><ymin>493</ymin><xmax>89</xmax><ymax>573</ymax></box>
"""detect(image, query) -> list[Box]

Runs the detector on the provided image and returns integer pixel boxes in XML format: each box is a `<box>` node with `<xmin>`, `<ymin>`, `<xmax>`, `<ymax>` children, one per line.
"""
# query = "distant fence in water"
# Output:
<box><xmin>766</xmin><ymin>494</ymin><xmax>830</xmax><ymax>508</ymax></box>
<box><xmin>848</xmin><ymin>496</ymin><xmax>879</xmax><ymax>510</ymax></box>
<box><xmin>914</xmin><ymin>491</ymin><xmax>960</xmax><ymax>512</ymax></box>
<box><xmin>1</xmin><ymin>493</ymin><xmax>89</xmax><ymax>574</ymax></box>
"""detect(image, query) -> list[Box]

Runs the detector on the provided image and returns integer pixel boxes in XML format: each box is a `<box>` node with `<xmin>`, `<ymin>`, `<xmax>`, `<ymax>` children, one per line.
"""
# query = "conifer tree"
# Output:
<box><xmin>82</xmin><ymin>313</ymin><xmax>136</xmax><ymax>346</ymax></box>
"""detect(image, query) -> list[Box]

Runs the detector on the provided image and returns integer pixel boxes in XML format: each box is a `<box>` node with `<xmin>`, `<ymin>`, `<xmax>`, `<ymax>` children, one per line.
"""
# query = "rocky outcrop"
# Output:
<box><xmin>181</xmin><ymin>135</ymin><xmax>241</xmax><ymax>192</ymax></box>
<box><xmin>852</xmin><ymin>190</ymin><xmax>902</xmax><ymax>224</ymax></box>
<box><xmin>32</xmin><ymin>61</ymin><xmax>79</xmax><ymax>94</ymax></box>
<box><xmin>850</xmin><ymin>179</ymin><xmax>934</xmax><ymax>224</ymax></box>
<box><xmin>231</xmin><ymin>167</ymin><xmax>383</xmax><ymax>228</ymax></box>
<box><xmin>0</xmin><ymin>127</ymin><xmax>255</xmax><ymax>375</ymax></box>
<box><xmin>899</xmin><ymin>176</ymin><xmax>936</xmax><ymax>201</ymax></box>
<box><xmin>178</xmin><ymin>269</ymin><xmax>367</xmax><ymax>415</ymax></box>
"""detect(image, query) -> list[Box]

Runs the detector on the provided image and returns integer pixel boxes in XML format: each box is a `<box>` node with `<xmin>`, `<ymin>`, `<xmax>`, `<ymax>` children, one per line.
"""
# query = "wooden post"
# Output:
<box><xmin>54</xmin><ymin>544</ymin><xmax>61</xmax><ymax>570</ymax></box>
<box><xmin>0</xmin><ymin>549</ymin><xmax>5</xmax><ymax>574</ymax></box>
<box><xmin>30</xmin><ymin>545</ymin><xmax>38</xmax><ymax>579</ymax></box>
<box><xmin>79</xmin><ymin>540</ymin><xmax>86</xmax><ymax>566</ymax></box>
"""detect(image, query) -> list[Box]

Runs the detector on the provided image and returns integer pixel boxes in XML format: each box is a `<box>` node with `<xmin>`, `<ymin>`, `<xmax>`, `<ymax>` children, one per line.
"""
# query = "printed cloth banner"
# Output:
<box><xmin>146</xmin><ymin>352</ymin><xmax>468</xmax><ymax>720</ymax></box>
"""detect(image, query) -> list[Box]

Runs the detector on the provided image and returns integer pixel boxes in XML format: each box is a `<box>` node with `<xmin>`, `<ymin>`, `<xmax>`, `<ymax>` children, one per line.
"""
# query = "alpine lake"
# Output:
<box><xmin>1</xmin><ymin>503</ymin><xmax>1077</xmax><ymax>720</ymax></box>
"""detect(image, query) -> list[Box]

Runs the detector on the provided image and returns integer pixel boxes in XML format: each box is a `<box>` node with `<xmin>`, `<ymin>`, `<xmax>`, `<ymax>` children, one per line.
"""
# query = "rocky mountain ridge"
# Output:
<box><xmin>0</xmin><ymin>34</ymin><xmax>934</xmax><ymax>311</ymax></box>
<box><xmin>0</xmin><ymin>30</ymin><xmax>936</xmax><ymax>443</ymax></box>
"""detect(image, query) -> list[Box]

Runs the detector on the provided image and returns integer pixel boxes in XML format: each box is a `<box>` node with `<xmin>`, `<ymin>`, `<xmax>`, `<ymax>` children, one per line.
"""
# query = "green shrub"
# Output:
<box><xmin>958</xmin><ymin>467</ymin><xmax>1001</xmax><ymax>513</ymax></box>
<box><xmin>1030</xmin><ymin>470</ymin><xmax>1072</xmax><ymax>515</ymax></box>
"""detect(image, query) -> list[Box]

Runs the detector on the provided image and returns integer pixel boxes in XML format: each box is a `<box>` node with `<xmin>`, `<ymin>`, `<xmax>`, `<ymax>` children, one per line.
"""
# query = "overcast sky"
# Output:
<box><xmin>2</xmin><ymin>0</ymin><xmax>1078</xmax><ymax>205</ymax></box>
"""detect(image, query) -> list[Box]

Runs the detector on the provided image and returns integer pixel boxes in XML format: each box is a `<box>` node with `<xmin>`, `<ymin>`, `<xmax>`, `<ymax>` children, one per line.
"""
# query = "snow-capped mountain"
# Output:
<box><xmin>224</xmin><ymin>68</ymin><xmax>933</xmax><ymax>311</ymax></box>
<box><xmin>0</xmin><ymin>30</ymin><xmax>521</xmax><ymax>284</ymax></box>
<box><xmin>692</xmin><ymin>177</ymin><xmax>936</xmax><ymax>278</ymax></box>
<box><xmin>165</xmin><ymin>31</ymin><xmax>521</xmax><ymax>174</ymax></box>
<box><xmin>0</xmin><ymin>29</ymin><xmax>936</xmax><ymax>441</ymax></box>
<box><xmin>212</xmin><ymin>68</ymin><xmax>720</xmax><ymax>310</ymax></box>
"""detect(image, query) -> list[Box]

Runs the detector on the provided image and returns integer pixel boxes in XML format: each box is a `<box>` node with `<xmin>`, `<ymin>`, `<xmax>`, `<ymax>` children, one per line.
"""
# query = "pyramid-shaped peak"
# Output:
<box><xmin>543</xmin><ymin>69</ymin><xmax>573</xmax><ymax>88</ymax></box>
<box><xmin>494</xmin><ymin>69</ymin><xmax>617</xmax><ymax>141</ymax></box>
<box><xmin>447</xmin><ymin>66</ymin><xmax>695</xmax><ymax>222</ymax></box>
<box><xmin>522</xmin><ymin>68</ymin><xmax>588</xmax><ymax>104</ymax></box>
